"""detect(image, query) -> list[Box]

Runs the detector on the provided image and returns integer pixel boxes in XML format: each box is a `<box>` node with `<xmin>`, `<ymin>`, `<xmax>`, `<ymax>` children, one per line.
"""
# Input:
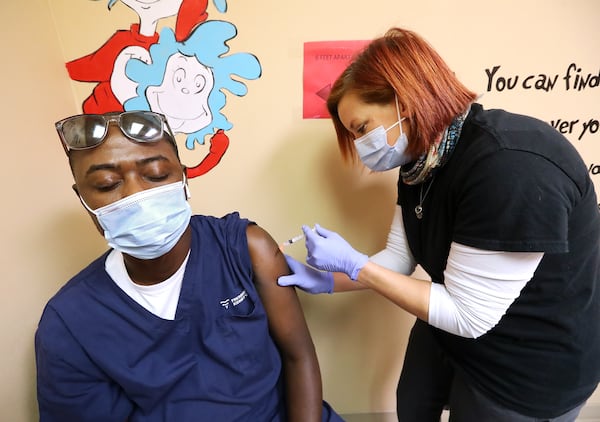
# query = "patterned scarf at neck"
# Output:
<box><xmin>400</xmin><ymin>108</ymin><xmax>469</xmax><ymax>185</ymax></box>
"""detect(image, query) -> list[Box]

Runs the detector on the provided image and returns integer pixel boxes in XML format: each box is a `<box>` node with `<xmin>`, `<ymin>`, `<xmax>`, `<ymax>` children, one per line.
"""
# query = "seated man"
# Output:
<box><xmin>36</xmin><ymin>110</ymin><xmax>342</xmax><ymax>421</ymax></box>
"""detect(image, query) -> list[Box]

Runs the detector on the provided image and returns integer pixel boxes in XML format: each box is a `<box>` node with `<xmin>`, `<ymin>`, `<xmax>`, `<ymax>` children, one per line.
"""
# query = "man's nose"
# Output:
<box><xmin>121</xmin><ymin>175</ymin><xmax>148</xmax><ymax>199</ymax></box>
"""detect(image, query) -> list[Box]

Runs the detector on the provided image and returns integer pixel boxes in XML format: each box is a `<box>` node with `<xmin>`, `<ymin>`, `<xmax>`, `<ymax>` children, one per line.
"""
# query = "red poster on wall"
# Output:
<box><xmin>303</xmin><ymin>40</ymin><xmax>370</xmax><ymax>119</ymax></box>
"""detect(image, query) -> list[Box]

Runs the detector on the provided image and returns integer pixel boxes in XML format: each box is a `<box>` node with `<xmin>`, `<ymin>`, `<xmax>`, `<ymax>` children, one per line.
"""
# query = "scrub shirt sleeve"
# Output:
<box><xmin>35</xmin><ymin>307</ymin><xmax>132</xmax><ymax>422</ymax></box>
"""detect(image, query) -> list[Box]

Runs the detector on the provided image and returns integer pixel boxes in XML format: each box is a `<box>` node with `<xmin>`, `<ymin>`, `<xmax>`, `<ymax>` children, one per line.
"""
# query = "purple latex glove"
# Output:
<box><xmin>304</xmin><ymin>224</ymin><xmax>368</xmax><ymax>280</ymax></box>
<box><xmin>278</xmin><ymin>254</ymin><xmax>334</xmax><ymax>294</ymax></box>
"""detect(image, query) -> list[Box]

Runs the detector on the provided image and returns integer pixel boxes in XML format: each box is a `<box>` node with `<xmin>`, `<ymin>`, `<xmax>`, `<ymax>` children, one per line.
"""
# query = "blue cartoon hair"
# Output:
<box><xmin>124</xmin><ymin>20</ymin><xmax>261</xmax><ymax>150</ymax></box>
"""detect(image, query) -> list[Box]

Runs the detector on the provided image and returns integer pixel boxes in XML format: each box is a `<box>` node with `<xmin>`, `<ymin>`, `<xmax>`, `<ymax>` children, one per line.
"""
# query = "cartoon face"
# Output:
<box><xmin>125</xmin><ymin>23</ymin><xmax>262</xmax><ymax>150</ymax></box>
<box><xmin>146</xmin><ymin>52</ymin><xmax>215</xmax><ymax>134</ymax></box>
<box><xmin>120</xmin><ymin>0</ymin><xmax>183</xmax><ymax>24</ymax></box>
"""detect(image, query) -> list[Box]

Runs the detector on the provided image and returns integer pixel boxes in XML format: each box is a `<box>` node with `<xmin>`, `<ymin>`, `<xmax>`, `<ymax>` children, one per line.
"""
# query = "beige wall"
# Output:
<box><xmin>1</xmin><ymin>0</ymin><xmax>598</xmax><ymax>420</ymax></box>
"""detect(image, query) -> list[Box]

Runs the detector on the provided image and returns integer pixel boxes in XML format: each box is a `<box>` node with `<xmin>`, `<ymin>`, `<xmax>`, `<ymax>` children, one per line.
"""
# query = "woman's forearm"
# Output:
<box><xmin>355</xmin><ymin>261</ymin><xmax>431</xmax><ymax>321</ymax></box>
<box><xmin>332</xmin><ymin>271</ymin><xmax>368</xmax><ymax>292</ymax></box>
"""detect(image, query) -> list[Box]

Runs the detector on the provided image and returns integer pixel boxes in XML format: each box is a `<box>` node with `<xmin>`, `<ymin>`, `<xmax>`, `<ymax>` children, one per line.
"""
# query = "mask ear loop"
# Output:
<box><xmin>395</xmin><ymin>95</ymin><xmax>405</xmax><ymax>136</ymax></box>
<box><xmin>183</xmin><ymin>172</ymin><xmax>192</xmax><ymax>199</ymax></box>
<box><xmin>75</xmin><ymin>189</ymin><xmax>99</xmax><ymax>215</ymax></box>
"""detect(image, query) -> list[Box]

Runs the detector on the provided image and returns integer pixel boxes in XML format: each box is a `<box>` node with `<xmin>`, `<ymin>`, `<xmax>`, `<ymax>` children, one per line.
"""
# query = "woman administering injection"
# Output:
<box><xmin>278</xmin><ymin>27</ymin><xmax>600</xmax><ymax>422</ymax></box>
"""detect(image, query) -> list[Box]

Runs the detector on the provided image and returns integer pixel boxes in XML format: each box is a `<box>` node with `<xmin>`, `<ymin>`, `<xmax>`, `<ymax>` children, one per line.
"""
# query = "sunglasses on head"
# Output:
<box><xmin>55</xmin><ymin>111</ymin><xmax>177</xmax><ymax>154</ymax></box>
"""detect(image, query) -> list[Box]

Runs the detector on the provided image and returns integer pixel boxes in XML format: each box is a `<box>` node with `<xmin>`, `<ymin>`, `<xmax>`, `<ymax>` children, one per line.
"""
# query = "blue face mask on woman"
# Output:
<box><xmin>353</xmin><ymin>96</ymin><xmax>412</xmax><ymax>171</ymax></box>
<box><xmin>81</xmin><ymin>178</ymin><xmax>192</xmax><ymax>260</ymax></box>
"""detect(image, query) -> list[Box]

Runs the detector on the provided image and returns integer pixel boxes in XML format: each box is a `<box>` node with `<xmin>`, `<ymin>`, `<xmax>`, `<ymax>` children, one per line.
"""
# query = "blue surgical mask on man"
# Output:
<box><xmin>354</xmin><ymin>96</ymin><xmax>411</xmax><ymax>171</ymax></box>
<box><xmin>81</xmin><ymin>178</ymin><xmax>192</xmax><ymax>260</ymax></box>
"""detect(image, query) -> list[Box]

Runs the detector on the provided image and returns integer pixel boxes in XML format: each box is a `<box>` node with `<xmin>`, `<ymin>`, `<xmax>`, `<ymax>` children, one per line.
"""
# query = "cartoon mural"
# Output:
<box><xmin>124</xmin><ymin>23</ymin><xmax>261</xmax><ymax>177</ymax></box>
<box><xmin>64</xmin><ymin>0</ymin><xmax>261</xmax><ymax>179</ymax></box>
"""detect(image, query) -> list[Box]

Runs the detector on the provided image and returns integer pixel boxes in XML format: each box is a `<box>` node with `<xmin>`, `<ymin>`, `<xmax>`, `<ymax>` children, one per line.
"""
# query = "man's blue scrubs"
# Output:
<box><xmin>36</xmin><ymin>213</ymin><xmax>342</xmax><ymax>421</ymax></box>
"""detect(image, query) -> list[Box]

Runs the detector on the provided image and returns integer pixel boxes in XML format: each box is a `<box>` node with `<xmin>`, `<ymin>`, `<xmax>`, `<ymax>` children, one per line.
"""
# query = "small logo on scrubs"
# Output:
<box><xmin>220</xmin><ymin>290</ymin><xmax>248</xmax><ymax>309</ymax></box>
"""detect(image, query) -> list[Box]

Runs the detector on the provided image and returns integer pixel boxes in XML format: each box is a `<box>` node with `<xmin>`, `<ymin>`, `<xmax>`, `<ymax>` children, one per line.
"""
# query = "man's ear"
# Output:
<box><xmin>72</xmin><ymin>183</ymin><xmax>79</xmax><ymax>196</ymax></box>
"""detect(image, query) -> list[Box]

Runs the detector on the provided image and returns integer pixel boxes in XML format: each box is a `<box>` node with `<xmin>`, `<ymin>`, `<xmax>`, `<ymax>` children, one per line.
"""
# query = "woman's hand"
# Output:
<box><xmin>277</xmin><ymin>255</ymin><xmax>334</xmax><ymax>294</ymax></box>
<box><xmin>304</xmin><ymin>224</ymin><xmax>368</xmax><ymax>280</ymax></box>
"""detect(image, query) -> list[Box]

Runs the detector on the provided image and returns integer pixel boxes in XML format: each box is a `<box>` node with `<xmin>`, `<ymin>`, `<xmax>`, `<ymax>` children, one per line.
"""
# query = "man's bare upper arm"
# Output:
<box><xmin>246</xmin><ymin>224</ymin><xmax>315</xmax><ymax>358</ymax></box>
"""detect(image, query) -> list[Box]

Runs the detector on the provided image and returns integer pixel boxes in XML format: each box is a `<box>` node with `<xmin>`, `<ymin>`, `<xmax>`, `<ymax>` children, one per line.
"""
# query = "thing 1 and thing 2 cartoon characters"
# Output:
<box><xmin>66</xmin><ymin>0</ymin><xmax>260</xmax><ymax>178</ymax></box>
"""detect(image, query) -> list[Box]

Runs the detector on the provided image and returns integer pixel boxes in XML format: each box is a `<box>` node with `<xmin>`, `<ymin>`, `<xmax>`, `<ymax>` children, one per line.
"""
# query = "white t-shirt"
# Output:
<box><xmin>105</xmin><ymin>249</ymin><xmax>190</xmax><ymax>320</ymax></box>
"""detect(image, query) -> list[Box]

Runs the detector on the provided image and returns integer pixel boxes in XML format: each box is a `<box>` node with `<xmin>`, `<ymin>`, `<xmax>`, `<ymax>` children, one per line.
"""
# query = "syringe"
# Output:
<box><xmin>280</xmin><ymin>227</ymin><xmax>316</xmax><ymax>249</ymax></box>
<box><xmin>280</xmin><ymin>233</ymin><xmax>305</xmax><ymax>248</ymax></box>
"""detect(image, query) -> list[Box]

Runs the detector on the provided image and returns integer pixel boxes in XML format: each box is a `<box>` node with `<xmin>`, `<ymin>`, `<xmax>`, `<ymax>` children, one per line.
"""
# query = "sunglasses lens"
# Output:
<box><xmin>57</xmin><ymin>111</ymin><xmax>170</xmax><ymax>153</ymax></box>
<box><xmin>120</xmin><ymin>112</ymin><xmax>163</xmax><ymax>142</ymax></box>
<box><xmin>61</xmin><ymin>115</ymin><xmax>108</xmax><ymax>150</ymax></box>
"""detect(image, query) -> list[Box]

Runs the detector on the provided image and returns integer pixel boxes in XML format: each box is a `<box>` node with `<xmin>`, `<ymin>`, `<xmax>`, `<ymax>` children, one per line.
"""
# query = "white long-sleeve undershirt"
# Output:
<box><xmin>430</xmin><ymin>242</ymin><xmax>543</xmax><ymax>338</ymax></box>
<box><xmin>369</xmin><ymin>205</ymin><xmax>417</xmax><ymax>275</ymax></box>
<box><xmin>369</xmin><ymin>205</ymin><xmax>543</xmax><ymax>338</ymax></box>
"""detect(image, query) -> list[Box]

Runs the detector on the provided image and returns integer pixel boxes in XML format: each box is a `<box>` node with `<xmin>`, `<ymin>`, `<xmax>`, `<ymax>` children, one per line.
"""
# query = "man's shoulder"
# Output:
<box><xmin>190</xmin><ymin>212</ymin><xmax>254</xmax><ymax>234</ymax></box>
<box><xmin>37</xmin><ymin>253</ymin><xmax>115</xmax><ymax>353</ymax></box>
<box><xmin>42</xmin><ymin>253</ymin><xmax>110</xmax><ymax>317</ymax></box>
<box><xmin>191</xmin><ymin>211</ymin><xmax>247</xmax><ymax>224</ymax></box>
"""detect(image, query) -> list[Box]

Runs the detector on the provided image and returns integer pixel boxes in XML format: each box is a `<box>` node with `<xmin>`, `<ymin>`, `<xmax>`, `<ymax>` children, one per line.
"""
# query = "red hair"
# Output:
<box><xmin>327</xmin><ymin>27</ymin><xmax>477</xmax><ymax>162</ymax></box>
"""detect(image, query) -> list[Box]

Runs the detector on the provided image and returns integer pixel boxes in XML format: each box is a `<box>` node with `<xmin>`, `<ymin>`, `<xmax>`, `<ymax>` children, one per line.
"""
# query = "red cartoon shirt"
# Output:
<box><xmin>66</xmin><ymin>24</ymin><xmax>159</xmax><ymax>113</ymax></box>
